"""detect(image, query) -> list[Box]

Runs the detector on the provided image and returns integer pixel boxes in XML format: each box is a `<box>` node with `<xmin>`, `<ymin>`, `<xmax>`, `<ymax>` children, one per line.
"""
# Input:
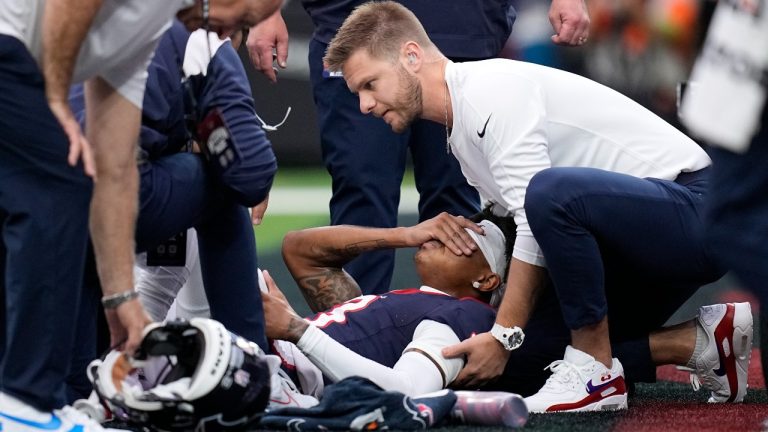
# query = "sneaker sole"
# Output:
<box><xmin>711</xmin><ymin>302</ymin><xmax>753</xmax><ymax>403</ymax></box>
<box><xmin>538</xmin><ymin>376</ymin><xmax>629</xmax><ymax>413</ymax></box>
<box><xmin>537</xmin><ymin>394</ymin><xmax>628</xmax><ymax>413</ymax></box>
<box><xmin>580</xmin><ymin>393</ymin><xmax>628</xmax><ymax>412</ymax></box>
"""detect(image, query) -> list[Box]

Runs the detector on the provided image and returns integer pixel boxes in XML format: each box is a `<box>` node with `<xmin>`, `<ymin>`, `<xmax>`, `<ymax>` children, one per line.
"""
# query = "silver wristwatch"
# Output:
<box><xmin>490</xmin><ymin>323</ymin><xmax>525</xmax><ymax>351</ymax></box>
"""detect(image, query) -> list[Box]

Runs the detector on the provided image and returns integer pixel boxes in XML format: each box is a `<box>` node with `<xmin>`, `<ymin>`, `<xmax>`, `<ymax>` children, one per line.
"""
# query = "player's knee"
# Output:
<box><xmin>220</xmin><ymin>157</ymin><xmax>277</xmax><ymax>207</ymax></box>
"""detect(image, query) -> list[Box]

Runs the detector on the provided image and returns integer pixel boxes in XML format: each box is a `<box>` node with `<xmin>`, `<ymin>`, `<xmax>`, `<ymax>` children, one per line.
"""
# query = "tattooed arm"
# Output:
<box><xmin>281</xmin><ymin>213</ymin><xmax>482</xmax><ymax>312</ymax></box>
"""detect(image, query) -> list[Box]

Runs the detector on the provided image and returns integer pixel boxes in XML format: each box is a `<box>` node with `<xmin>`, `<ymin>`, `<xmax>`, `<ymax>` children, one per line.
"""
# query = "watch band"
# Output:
<box><xmin>101</xmin><ymin>290</ymin><xmax>139</xmax><ymax>309</ymax></box>
<box><xmin>490</xmin><ymin>323</ymin><xmax>525</xmax><ymax>351</ymax></box>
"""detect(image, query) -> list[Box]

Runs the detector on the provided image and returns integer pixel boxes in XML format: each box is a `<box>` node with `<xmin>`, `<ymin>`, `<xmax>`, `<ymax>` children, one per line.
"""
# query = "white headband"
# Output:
<box><xmin>464</xmin><ymin>220</ymin><xmax>506</xmax><ymax>276</ymax></box>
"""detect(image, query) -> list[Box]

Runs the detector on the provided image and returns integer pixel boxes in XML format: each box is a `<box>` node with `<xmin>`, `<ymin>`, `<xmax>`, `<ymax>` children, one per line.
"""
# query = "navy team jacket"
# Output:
<box><xmin>70</xmin><ymin>20</ymin><xmax>277</xmax><ymax>207</ymax></box>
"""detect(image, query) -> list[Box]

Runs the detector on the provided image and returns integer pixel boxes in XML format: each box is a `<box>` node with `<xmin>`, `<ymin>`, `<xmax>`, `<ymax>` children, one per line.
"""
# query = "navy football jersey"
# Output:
<box><xmin>306</xmin><ymin>288</ymin><xmax>496</xmax><ymax>367</ymax></box>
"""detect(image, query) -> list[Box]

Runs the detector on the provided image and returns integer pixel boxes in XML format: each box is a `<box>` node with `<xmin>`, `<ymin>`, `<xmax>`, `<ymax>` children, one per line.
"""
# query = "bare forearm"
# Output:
<box><xmin>90</xmin><ymin>168</ymin><xmax>138</xmax><ymax>296</ymax></box>
<box><xmin>283</xmin><ymin>226</ymin><xmax>411</xmax><ymax>311</ymax></box>
<box><xmin>284</xmin><ymin>226</ymin><xmax>410</xmax><ymax>268</ymax></box>
<box><xmin>495</xmin><ymin>258</ymin><xmax>547</xmax><ymax>328</ymax></box>
<box><xmin>284</xmin><ymin>316</ymin><xmax>310</xmax><ymax>343</ymax></box>
<box><xmin>85</xmin><ymin>77</ymin><xmax>141</xmax><ymax>297</ymax></box>
<box><xmin>42</xmin><ymin>0</ymin><xmax>102</xmax><ymax>103</ymax></box>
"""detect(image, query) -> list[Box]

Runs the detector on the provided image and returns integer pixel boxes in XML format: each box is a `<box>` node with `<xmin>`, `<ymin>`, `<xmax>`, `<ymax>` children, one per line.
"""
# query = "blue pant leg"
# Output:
<box><xmin>136</xmin><ymin>154</ymin><xmax>267</xmax><ymax>351</ymax></box>
<box><xmin>526</xmin><ymin>167</ymin><xmax>721</xmax><ymax>330</ymax></box>
<box><xmin>0</xmin><ymin>37</ymin><xmax>93</xmax><ymax>410</ymax></box>
<box><xmin>309</xmin><ymin>39</ymin><xmax>408</xmax><ymax>294</ymax></box>
<box><xmin>66</xmin><ymin>249</ymin><xmax>101</xmax><ymax>402</ymax></box>
<box><xmin>196</xmin><ymin>204</ymin><xmax>266</xmax><ymax>350</ymax></box>
<box><xmin>409</xmin><ymin>120</ymin><xmax>479</xmax><ymax>221</ymax></box>
<box><xmin>525</xmin><ymin>167</ymin><xmax>722</xmax><ymax>381</ymax></box>
<box><xmin>135</xmin><ymin>154</ymin><xmax>216</xmax><ymax>248</ymax></box>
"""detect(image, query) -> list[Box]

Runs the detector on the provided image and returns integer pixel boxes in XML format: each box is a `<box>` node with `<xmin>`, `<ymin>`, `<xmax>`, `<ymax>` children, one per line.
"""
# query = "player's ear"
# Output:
<box><xmin>473</xmin><ymin>273</ymin><xmax>501</xmax><ymax>292</ymax></box>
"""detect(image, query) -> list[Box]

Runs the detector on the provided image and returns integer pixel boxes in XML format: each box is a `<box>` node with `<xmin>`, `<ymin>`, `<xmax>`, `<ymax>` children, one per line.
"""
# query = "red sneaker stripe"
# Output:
<box><xmin>713</xmin><ymin>303</ymin><xmax>738</xmax><ymax>402</ymax></box>
<box><xmin>546</xmin><ymin>376</ymin><xmax>627</xmax><ymax>412</ymax></box>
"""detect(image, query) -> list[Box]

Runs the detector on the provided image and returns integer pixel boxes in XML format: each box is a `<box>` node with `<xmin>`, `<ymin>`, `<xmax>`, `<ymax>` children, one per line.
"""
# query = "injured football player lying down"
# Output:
<box><xmin>262</xmin><ymin>212</ymin><xmax>509</xmax><ymax>403</ymax></box>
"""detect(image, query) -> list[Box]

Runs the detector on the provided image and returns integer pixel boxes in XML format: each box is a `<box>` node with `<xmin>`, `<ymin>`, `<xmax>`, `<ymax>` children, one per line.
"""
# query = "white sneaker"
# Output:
<box><xmin>524</xmin><ymin>346</ymin><xmax>628</xmax><ymax>413</ymax></box>
<box><xmin>690</xmin><ymin>302</ymin><xmax>753</xmax><ymax>402</ymax></box>
<box><xmin>265</xmin><ymin>355</ymin><xmax>319</xmax><ymax>410</ymax></box>
<box><xmin>0</xmin><ymin>392</ymin><xmax>122</xmax><ymax>432</ymax></box>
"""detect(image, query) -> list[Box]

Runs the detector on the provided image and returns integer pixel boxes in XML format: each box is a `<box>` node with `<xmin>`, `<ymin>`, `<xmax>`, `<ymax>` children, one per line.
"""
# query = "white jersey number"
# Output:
<box><xmin>308</xmin><ymin>295</ymin><xmax>379</xmax><ymax>328</ymax></box>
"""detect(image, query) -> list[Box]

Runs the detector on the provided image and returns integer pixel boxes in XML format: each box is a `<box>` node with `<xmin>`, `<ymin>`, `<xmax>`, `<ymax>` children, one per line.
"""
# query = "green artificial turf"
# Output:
<box><xmin>254</xmin><ymin>213</ymin><xmax>329</xmax><ymax>251</ymax></box>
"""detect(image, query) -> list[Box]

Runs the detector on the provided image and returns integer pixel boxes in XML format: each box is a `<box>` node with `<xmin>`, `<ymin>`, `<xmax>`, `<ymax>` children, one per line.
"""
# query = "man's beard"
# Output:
<box><xmin>390</xmin><ymin>65</ymin><xmax>423</xmax><ymax>133</ymax></box>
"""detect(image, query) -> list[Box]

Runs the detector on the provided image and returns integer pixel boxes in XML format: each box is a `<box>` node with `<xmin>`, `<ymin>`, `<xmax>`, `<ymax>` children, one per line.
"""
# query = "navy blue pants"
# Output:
<box><xmin>507</xmin><ymin>167</ymin><xmax>724</xmax><ymax>388</ymax></box>
<box><xmin>0</xmin><ymin>36</ymin><xmax>93</xmax><ymax>410</ymax></box>
<box><xmin>136</xmin><ymin>153</ymin><xmax>268</xmax><ymax>344</ymax></box>
<box><xmin>67</xmin><ymin>153</ymin><xmax>268</xmax><ymax>400</ymax></box>
<box><xmin>308</xmin><ymin>39</ymin><xmax>479</xmax><ymax>295</ymax></box>
<box><xmin>705</xmin><ymin>107</ymin><xmax>768</xmax><ymax>385</ymax></box>
<box><xmin>526</xmin><ymin>167</ymin><xmax>722</xmax><ymax>331</ymax></box>
<box><xmin>137</xmin><ymin>153</ymin><xmax>266</xmax><ymax>351</ymax></box>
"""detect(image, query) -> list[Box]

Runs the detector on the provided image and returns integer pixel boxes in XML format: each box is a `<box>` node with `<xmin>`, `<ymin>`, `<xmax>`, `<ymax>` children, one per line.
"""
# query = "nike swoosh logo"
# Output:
<box><xmin>713</xmin><ymin>359</ymin><xmax>727</xmax><ymax>377</ymax></box>
<box><xmin>477</xmin><ymin>114</ymin><xmax>492</xmax><ymax>138</ymax></box>
<box><xmin>0</xmin><ymin>412</ymin><xmax>62</xmax><ymax>430</ymax></box>
<box><xmin>271</xmin><ymin>388</ymin><xmax>299</xmax><ymax>406</ymax></box>
<box><xmin>585</xmin><ymin>376</ymin><xmax>620</xmax><ymax>394</ymax></box>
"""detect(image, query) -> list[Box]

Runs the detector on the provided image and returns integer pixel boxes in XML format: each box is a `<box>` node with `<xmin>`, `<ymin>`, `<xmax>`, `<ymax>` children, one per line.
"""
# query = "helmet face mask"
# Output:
<box><xmin>89</xmin><ymin>318</ymin><xmax>271</xmax><ymax>431</ymax></box>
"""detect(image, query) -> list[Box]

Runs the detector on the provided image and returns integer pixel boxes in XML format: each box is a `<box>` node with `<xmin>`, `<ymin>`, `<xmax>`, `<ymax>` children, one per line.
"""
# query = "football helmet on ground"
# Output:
<box><xmin>88</xmin><ymin>318</ymin><xmax>271</xmax><ymax>431</ymax></box>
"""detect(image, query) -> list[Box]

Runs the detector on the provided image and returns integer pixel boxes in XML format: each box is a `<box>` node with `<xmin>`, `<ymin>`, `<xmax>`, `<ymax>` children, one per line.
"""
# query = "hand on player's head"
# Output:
<box><xmin>407</xmin><ymin>212</ymin><xmax>482</xmax><ymax>256</ymax></box>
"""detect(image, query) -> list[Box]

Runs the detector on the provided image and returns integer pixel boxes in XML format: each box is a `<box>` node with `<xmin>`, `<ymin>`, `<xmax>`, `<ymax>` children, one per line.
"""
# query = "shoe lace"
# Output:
<box><xmin>675</xmin><ymin>365</ymin><xmax>702</xmax><ymax>391</ymax></box>
<box><xmin>542</xmin><ymin>359</ymin><xmax>589</xmax><ymax>391</ymax></box>
<box><xmin>55</xmin><ymin>405</ymin><xmax>104</xmax><ymax>431</ymax></box>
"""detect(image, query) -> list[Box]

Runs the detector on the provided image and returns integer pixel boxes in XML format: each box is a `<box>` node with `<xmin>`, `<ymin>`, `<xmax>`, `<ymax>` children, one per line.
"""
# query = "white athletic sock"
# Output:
<box><xmin>686</xmin><ymin>322</ymin><xmax>707</xmax><ymax>369</ymax></box>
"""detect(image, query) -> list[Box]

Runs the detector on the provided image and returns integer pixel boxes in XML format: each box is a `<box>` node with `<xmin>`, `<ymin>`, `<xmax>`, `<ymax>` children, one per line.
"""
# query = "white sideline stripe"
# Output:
<box><xmin>267</xmin><ymin>186</ymin><xmax>419</xmax><ymax>215</ymax></box>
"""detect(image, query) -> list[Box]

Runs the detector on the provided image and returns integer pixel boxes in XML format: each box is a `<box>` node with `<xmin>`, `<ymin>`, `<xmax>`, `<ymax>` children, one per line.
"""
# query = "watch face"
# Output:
<box><xmin>492</xmin><ymin>324</ymin><xmax>524</xmax><ymax>351</ymax></box>
<box><xmin>508</xmin><ymin>330</ymin><xmax>523</xmax><ymax>349</ymax></box>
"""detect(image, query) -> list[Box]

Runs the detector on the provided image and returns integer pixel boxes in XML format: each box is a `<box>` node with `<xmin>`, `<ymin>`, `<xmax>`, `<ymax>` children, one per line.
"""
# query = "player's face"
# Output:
<box><xmin>413</xmin><ymin>239</ymin><xmax>489</xmax><ymax>299</ymax></box>
<box><xmin>344</xmin><ymin>50</ymin><xmax>423</xmax><ymax>133</ymax></box>
<box><xmin>178</xmin><ymin>0</ymin><xmax>282</xmax><ymax>38</ymax></box>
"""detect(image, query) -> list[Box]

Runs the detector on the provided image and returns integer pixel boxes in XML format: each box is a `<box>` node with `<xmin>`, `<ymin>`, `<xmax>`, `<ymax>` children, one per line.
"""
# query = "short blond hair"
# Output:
<box><xmin>324</xmin><ymin>1</ymin><xmax>434</xmax><ymax>72</ymax></box>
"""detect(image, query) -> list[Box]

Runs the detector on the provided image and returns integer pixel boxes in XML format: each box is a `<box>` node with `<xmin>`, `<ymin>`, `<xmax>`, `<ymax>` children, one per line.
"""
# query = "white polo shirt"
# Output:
<box><xmin>445</xmin><ymin>59</ymin><xmax>711</xmax><ymax>267</ymax></box>
<box><xmin>0</xmin><ymin>0</ymin><xmax>187</xmax><ymax>108</ymax></box>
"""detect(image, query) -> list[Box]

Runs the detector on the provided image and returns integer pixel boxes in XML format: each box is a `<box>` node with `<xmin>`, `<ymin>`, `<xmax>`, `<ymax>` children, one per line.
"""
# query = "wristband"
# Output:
<box><xmin>101</xmin><ymin>290</ymin><xmax>139</xmax><ymax>309</ymax></box>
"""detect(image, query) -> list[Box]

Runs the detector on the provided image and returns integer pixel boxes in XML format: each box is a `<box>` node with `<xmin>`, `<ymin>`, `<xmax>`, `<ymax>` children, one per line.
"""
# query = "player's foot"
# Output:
<box><xmin>0</xmin><ymin>391</ymin><xmax>124</xmax><ymax>432</ymax></box>
<box><xmin>688</xmin><ymin>302</ymin><xmax>753</xmax><ymax>402</ymax></box>
<box><xmin>524</xmin><ymin>345</ymin><xmax>627</xmax><ymax>413</ymax></box>
<box><xmin>265</xmin><ymin>355</ymin><xmax>319</xmax><ymax>409</ymax></box>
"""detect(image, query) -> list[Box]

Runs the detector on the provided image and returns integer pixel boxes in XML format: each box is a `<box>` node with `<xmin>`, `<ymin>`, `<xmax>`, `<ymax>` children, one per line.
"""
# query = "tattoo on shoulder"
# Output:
<box><xmin>299</xmin><ymin>269</ymin><xmax>362</xmax><ymax>312</ymax></box>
